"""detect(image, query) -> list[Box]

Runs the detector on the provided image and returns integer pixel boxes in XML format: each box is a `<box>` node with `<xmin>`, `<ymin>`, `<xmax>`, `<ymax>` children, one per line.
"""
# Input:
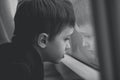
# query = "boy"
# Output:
<box><xmin>0</xmin><ymin>0</ymin><xmax>75</xmax><ymax>80</ymax></box>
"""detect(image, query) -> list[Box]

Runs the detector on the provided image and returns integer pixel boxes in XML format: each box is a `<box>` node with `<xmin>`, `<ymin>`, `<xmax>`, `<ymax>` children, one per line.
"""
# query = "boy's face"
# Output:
<box><xmin>44</xmin><ymin>27</ymin><xmax>74</xmax><ymax>63</ymax></box>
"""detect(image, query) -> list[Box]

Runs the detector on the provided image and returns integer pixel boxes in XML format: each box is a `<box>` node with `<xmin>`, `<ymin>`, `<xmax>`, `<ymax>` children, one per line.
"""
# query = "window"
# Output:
<box><xmin>68</xmin><ymin>0</ymin><xmax>99</xmax><ymax>70</ymax></box>
<box><xmin>62</xmin><ymin>0</ymin><xmax>120</xmax><ymax>80</ymax></box>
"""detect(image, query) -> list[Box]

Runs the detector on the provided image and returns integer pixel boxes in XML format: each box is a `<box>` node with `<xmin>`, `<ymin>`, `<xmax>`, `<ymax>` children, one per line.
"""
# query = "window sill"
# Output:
<box><xmin>61</xmin><ymin>54</ymin><xmax>100</xmax><ymax>80</ymax></box>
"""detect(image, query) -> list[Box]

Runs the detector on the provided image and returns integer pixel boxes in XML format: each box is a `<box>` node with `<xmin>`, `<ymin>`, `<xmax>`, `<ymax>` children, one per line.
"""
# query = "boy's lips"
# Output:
<box><xmin>65</xmin><ymin>48</ymin><xmax>71</xmax><ymax>54</ymax></box>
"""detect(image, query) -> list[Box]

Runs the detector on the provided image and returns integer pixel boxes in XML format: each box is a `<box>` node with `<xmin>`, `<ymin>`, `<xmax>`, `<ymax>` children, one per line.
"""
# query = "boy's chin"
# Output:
<box><xmin>49</xmin><ymin>57</ymin><xmax>64</xmax><ymax>64</ymax></box>
<box><xmin>52</xmin><ymin>59</ymin><xmax>63</xmax><ymax>64</ymax></box>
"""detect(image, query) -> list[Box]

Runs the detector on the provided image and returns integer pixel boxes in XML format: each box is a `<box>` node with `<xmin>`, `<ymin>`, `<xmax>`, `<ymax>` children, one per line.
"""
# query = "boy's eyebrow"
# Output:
<box><xmin>66</xmin><ymin>33</ymin><xmax>72</xmax><ymax>37</ymax></box>
<box><xmin>67</xmin><ymin>35</ymin><xmax>71</xmax><ymax>38</ymax></box>
<box><xmin>64</xmin><ymin>35</ymin><xmax>71</xmax><ymax>39</ymax></box>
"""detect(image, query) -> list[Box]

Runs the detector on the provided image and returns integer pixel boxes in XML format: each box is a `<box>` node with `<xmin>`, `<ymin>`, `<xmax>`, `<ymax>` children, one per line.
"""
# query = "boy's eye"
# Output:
<box><xmin>64</xmin><ymin>37</ymin><xmax>70</xmax><ymax>41</ymax></box>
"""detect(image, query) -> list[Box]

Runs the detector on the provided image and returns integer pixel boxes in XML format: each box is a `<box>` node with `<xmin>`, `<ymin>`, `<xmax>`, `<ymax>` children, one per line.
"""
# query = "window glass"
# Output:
<box><xmin>68</xmin><ymin>0</ymin><xmax>99</xmax><ymax>70</ymax></box>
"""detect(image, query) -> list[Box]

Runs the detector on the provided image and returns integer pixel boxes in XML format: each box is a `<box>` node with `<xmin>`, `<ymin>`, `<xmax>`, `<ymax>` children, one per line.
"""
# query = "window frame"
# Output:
<box><xmin>62</xmin><ymin>0</ymin><xmax>120</xmax><ymax>80</ymax></box>
<box><xmin>91</xmin><ymin>0</ymin><xmax>120</xmax><ymax>80</ymax></box>
<box><xmin>61</xmin><ymin>54</ymin><xmax>100</xmax><ymax>80</ymax></box>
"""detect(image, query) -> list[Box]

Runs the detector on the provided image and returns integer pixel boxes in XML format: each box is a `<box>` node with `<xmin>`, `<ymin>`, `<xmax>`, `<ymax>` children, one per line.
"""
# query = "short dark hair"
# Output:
<box><xmin>12</xmin><ymin>0</ymin><xmax>75</xmax><ymax>45</ymax></box>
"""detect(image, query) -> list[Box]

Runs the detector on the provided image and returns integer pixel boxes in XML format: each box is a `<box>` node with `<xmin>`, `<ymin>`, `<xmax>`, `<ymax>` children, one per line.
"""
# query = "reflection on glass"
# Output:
<box><xmin>73</xmin><ymin>24</ymin><xmax>99</xmax><ymax>68</ymax></box>
<box><xmin>67</xmin><ymin>0</ymin><xmax>99</xmax><ymax>70</ymax></box>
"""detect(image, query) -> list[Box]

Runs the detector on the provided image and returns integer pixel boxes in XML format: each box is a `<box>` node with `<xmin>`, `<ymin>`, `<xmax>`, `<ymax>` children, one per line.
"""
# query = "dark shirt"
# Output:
<box><xmin>0</xmin><ymin>43</ymin><xmax>44</xmax><ymax>80</ymax></box>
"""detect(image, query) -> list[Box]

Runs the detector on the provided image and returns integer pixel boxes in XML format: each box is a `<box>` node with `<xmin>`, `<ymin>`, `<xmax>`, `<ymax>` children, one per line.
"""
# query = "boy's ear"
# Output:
<box><xmin>37</xmin><ymin>33</ymin><xmax>48</xmax><ymax>48</ymax></box>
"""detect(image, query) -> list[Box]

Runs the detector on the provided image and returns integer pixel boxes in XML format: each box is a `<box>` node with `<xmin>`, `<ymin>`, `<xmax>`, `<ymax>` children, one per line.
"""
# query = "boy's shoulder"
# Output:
<box><xmin>0</xmin><ymin>42</ymin><xmax>43</xmax><ymax>66</ymax></box>
<box><xmin>0</xmin><ymin>43</ymin><xmax>17</xmax><ymax>63</ymax></box>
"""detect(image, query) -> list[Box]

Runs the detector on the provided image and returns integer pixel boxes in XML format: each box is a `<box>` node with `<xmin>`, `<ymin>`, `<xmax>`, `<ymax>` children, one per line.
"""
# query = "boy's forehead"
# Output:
<box><xmin>60</xmin><ymin>27</ymin><xmax>74</xmax><ymax>36</ymax></box>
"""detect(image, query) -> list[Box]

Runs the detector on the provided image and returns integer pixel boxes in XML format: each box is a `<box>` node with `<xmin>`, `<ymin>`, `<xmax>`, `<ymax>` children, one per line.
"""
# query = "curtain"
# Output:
<box><xmin>0</xmin><ymin>0</ymin><xmax>18</xmax><ymax>44</ymax></box>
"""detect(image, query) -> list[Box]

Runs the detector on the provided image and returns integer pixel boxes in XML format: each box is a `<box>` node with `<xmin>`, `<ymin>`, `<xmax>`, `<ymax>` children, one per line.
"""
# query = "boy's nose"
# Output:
<box><xmin>65</xmin><ymin>41</ymin><xmax>72</xmax><ymax>54</ymax></box>
<box><xmin>65</xmin><ymin>43</ymin><xmax>71</xmax><ymax>53</ymax></box>
<box><xmin>66</xmin><ymin>42</ymin><xmax>71</xmax><ymax>49</ymax></box>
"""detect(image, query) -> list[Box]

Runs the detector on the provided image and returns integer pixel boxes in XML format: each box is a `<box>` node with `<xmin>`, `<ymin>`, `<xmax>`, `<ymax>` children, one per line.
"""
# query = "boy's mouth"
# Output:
<box><xmin>65</xmin><ymin>48</ymin><xmax>71</xmax><ymax>54</ymax></box>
